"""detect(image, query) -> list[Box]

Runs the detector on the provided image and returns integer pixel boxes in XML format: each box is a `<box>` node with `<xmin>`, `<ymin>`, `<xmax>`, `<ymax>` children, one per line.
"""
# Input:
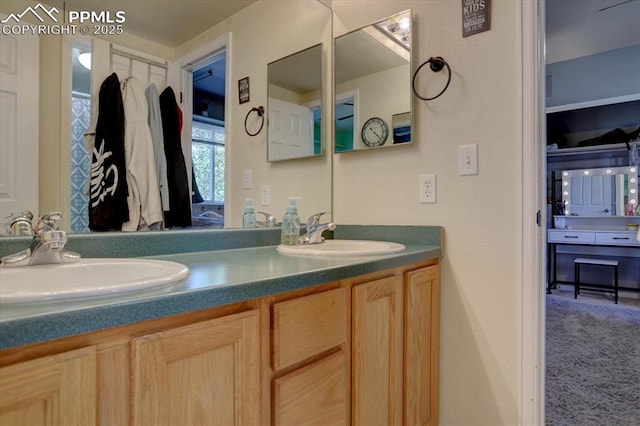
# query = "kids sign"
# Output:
<box><xmin>462</xmin><ymin>0</ymin><xmax>491</xmax><ymax>37</ymax></box>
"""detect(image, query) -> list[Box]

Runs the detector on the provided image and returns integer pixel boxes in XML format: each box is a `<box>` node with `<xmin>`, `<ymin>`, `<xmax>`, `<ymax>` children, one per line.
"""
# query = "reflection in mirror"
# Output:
<box><xmin>334</xmin><ymin>9</ymin><xmax>412</xmax><ymax>153</ymax></box>
<box><xmin>71</xmin><ymin>40</ymin><xmax>93</xmax><ymax>233</ymax></box>
<box><xmin>561</xmin><ymin>166</ymin><xmax>639</xmax><ymax>216</ymax></box>
<box><xmin>267</xmin><ymin>44</ymin><xmax>322</xmax><ymax>162</ymax></box>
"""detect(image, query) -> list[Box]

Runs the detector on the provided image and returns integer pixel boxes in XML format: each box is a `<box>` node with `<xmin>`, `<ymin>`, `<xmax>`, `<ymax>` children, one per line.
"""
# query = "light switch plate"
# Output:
<box><xmin>261</xmin><ymin>185</ymin><xmax>271</xmax><ymax>205</ymax></box>
<box><xmin>458</xmin><ymin>144</ymin><xmax>478</xmax><ymax>176</ymax></box>
<box><xmin>243</xmin><ymin>169</ymin><xmax>252</xmax><ymax>189</ymax></box>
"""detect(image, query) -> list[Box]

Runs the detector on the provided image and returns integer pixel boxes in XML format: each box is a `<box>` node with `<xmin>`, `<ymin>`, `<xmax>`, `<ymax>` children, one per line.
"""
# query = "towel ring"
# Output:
<box><xmin>244</xmin><ymin>106</ymin><xmax>265</xmax><ymax>136</ymax></box>
<box><xmin>412</xmin><ymin>56</ymin><xmax>451</xmax><ymax>101</ymax></box>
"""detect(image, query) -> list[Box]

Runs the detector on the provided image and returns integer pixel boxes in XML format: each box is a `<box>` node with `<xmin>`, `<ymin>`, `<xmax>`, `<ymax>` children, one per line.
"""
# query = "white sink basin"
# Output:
<box><xmin>0</xmin><ymin>258</ymin><xmax>189</xmax><ymax>305</ymax></box>
<box><xmin>277</xmin><ymin>240</ymin><xmax>405</xmax><ymax>256</ymax></box>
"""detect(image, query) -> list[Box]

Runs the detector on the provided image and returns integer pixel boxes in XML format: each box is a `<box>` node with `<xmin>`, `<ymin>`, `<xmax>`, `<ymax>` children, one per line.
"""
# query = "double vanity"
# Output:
<box><xmin>0</xmin><ymin>225</ymin><xmax>441</xmax><ymax>425</ymax></box>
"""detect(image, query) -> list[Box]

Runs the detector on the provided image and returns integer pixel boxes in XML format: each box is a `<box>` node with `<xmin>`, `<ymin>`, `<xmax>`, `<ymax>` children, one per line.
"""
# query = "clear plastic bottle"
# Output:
<box><xmin>243</xmin><ymin>198</ymin><xmax>256</xmax><ymax>228</ymax></box>
<box><xmin>280</xmin><ymin>197</ymin><xmax>300</xmax><ymax>245</ymax></box>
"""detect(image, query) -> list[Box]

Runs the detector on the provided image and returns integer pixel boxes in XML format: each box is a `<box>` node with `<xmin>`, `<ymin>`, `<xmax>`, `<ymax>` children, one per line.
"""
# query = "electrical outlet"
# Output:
<box><xmin>458</xmin><ymin>144</ymin><xmax>478</xmax><ymax>175</ymax></box>
<box><xmin>243</xmin><ymin>169</ymin><xmax>252</xmax><ymax>189</ymax></box>
<box><xmin>261</xmin><ymin>185</ymin><xmax>271</xmax><ymax>205</ymax></box>
<box><xmin>419</xmin><ymin>174</ymin><xmax>436</xmax><ymax>203</ymax></box>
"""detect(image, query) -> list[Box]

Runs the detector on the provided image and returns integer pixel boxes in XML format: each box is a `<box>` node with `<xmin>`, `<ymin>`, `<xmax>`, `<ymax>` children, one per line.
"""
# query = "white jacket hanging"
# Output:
<box><xmin>121</xmin><ymin>77</ymin><xmax>163</xmax><ymax>231</ymax></box>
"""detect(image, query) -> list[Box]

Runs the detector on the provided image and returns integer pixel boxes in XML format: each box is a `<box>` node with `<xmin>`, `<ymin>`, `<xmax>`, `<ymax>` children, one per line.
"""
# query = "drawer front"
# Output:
<box><xmin>595</xmin><ymin>232</ymin><xmax>640</xmax><ymax>246</ymax></box>
<box><xmin>548</xmin><ymin>230</ymin><xmax>595</xmax><ymax>244</ymax></box>
<box><xmin>272</xmin><ymin>287</ymin><xmax>346</xmax><ymax>371</ymax></box>
<box><xmin>273</xmin><ymin>351</ymin><xmax>347</xmax><ymax>426</ymax></box>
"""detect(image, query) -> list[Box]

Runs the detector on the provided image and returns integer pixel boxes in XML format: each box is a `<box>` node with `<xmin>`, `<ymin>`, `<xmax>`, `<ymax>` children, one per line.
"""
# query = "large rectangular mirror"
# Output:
<box><xmin>0</xmin><ymin>0</ymin><xmax>332</xmax><ymax>233</ymax></box>
<box><xmin>267</xmin><ymin>44</ymin><xmax>323</xmax><ymax>162</ymax></box>
<box><xmin>334</xmin><ymin>9</ymin><xmax>412</xmax><ymax>153</ymax></box>
<box><xmin>561</xmin><ymin>166</ymin><xmax>639</xmax><ymax>216</ymax></box>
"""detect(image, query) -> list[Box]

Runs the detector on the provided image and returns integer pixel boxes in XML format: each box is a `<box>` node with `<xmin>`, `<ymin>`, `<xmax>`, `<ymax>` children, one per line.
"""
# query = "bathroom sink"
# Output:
<box><xmin>277</xmin><ymin>240</ymin><xmax>405</xmax><ymax>256</ymax></box>
<box><xmin>0</xmin><ymin>258</ymin><xmax>189</xmax><ymax>305</ymax></box>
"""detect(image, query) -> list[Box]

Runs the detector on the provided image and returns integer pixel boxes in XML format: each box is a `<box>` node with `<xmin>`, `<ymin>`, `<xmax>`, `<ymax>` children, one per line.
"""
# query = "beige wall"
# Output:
<box><xmin>333</xmin><ymin>1</ymin><xmax>522</xmax><ymax>424</ymax></box>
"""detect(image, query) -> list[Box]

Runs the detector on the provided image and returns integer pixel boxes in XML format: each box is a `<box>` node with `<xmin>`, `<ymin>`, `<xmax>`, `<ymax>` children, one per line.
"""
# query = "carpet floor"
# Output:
<box><xmin>545</xmin><ymin>295</ymin><xmax>640</xmax><ymax>425</ymax></box>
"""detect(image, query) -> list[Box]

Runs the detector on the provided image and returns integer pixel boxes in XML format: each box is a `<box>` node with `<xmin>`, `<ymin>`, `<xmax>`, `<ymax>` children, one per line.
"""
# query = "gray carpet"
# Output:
<box><xmin>545</xmin><ymin>296</ymin><xmax>640</xmax><ymax>426</ymax></box>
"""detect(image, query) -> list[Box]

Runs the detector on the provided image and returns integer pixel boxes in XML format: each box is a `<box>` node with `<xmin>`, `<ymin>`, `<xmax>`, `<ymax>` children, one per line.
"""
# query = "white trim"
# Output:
<box><xmin>176</xmin><ymin>33</ymin><xmax>231</xmax><ymax>227</ymax></box>
<box><xmin>520</xmin><ymin>0</ymin><xmax>545</xmax><ymax>425</ymax></box>
<box><xmin>546</xmin><ymin>92</ymin><xmax>640</xmax><ymax>113</ymax></box>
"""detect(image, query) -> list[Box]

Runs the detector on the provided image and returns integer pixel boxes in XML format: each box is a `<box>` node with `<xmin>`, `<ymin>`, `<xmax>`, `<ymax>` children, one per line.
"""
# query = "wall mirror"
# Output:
<box><xmin>267</xmin><ymin>44</ymin><xmax>323</xmax><ymax>162</ymax></box>
<box><xmin>334</xmin><ymin>9</ymin><xmax>412</xmax><ymax>153</ymax></box>
<box><xmin>561</xmin><ymin>166</ymin><xmax>639</xmax><ymax>216</ymax></box>
<box><xmin>0</xmin><ymin>0</ymin><xmax>332</xmax><ymax>234</ymax></box>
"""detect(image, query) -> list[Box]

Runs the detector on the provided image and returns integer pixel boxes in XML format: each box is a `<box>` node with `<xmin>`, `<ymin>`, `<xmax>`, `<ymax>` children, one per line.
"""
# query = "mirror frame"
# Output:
<box><xmin>561</xmin><ymin>166</ymin><xmax>639</xmax><ymax>216</ymax></box>
<box><xmin>333</xmin><ymin>9</ymin><xmax>413</xmax><ymax>154</ymax></box>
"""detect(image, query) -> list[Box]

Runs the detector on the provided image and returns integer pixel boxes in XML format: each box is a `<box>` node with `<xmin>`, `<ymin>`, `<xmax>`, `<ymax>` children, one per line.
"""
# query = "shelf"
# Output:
<box><xmin>546</xmin><ymin>93</ymin><xmax>640</xmax><ymax>114</ymax></box>
<box><xmin>547</xmin><ymin>141</ymin><xmax>638</xmax><ymax>157</ymax></box>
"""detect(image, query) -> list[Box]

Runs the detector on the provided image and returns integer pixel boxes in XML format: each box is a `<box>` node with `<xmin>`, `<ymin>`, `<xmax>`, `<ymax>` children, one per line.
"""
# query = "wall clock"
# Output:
<box><xmin>361</xmin><ymin>117</ymin><xmax>389</xmax><ymax>147</ymax></box>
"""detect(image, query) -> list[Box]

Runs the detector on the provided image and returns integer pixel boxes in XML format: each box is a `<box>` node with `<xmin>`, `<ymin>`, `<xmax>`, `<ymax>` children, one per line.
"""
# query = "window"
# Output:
<box><xmin>192</xmin><ymin>121</ymin><xmax>225</xmax><ymax>203</ymax></box>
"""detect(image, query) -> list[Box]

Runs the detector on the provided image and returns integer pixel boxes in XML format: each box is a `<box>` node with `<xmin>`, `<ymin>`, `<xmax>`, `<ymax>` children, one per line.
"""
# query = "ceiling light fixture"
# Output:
<box><xmin>78</xmin><ymin>52</ymin><xmax>91</xmax><ymax>70</ymax></box>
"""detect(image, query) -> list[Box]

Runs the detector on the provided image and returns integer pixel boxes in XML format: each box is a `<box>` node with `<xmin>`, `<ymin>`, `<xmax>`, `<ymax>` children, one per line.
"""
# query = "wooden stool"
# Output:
<box><xmin>574</xmin><ymin>258</ymin><xmax>619</xmax><ymax>304</ymax></box>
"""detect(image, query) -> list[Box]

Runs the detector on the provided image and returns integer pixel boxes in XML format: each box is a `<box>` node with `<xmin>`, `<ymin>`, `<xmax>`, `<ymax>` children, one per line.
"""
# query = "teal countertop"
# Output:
<box><xmin>0</xmin><ymin>225</ymin><xmax>441</xmax><ymax>350</ymax></box>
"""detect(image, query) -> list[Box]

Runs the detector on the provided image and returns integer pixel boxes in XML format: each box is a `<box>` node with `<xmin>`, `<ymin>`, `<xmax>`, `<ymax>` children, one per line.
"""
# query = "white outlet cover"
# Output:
<box><xmin>419</xmin><ymin>174</ymin><xmax>436</xmax><ymax>203</ymax></box>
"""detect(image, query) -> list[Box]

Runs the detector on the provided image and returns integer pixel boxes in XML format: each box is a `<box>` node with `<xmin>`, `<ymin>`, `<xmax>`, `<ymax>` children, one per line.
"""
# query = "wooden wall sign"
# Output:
<box><xmin>462</xmin><ymin>0</ymin><xmax>491</xmax><ymax>37</ymax></box>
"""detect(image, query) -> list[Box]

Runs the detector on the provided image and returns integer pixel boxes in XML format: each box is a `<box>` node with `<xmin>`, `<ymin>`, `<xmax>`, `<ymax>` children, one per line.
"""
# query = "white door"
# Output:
<box><xmin>0</xmin><ymin>23</ymin><xmax>39</xmax><ymax>225</ymax></box>
<box><xmin>268</xmin><ymin>97</ymin><xmax>313</xmax><ymax>161</ymax></box>
<box><xmin>570</xmin><ymin>175</ymin><xmax>613</xmax><ymax>216</ymax></box>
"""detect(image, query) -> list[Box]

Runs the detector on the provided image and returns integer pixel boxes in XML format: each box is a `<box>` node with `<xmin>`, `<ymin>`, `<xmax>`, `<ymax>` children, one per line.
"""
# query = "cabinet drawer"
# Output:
<box><xmin>272</xmin><ymin>287</ymin><xmax>346</xmax><ymax>371</ymax></box>
<box><xmin>595</xmin><ymin>232</ymin><xmax>640</xmax><ymax>246</ymax></box>
<box><xmin>548</xmin><ymin>230</ymin><xmax>595</xmax><ymax>244</ymax></box>
<box><xmin>273</xmin><ymin>351</ymin><xmax>347</xmax><ymax>426</ymax></box>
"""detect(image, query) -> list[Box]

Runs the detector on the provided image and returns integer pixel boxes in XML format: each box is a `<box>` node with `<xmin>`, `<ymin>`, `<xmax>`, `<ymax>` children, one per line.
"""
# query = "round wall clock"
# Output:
<box><xmin>361</xmin><ymin>117</ymin><xmax>389</xmax><ymax>147</ymax></box>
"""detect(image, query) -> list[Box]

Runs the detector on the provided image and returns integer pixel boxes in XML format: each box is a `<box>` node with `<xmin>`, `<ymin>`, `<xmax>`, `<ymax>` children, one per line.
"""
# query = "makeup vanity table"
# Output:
<box><xmin>547</xmin><ymin>165</ymin><xmax>640</xmax><ymax>294</ymax></box>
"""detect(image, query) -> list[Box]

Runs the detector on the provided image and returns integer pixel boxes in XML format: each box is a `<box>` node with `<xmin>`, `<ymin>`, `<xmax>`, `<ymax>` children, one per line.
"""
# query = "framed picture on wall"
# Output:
<box><xmin>238</xmin><ymin>77</ymin><xmax>250</xmax><ymax>104</ymax></box>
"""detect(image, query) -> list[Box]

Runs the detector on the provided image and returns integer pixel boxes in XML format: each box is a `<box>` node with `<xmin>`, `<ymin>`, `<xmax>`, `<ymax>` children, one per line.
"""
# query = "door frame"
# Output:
<box><xmin>174</xmin><ymin>33</ymin><xmax>230</xmax><ymax>227</ymax></box>
<box><xmin>520</xmin><ymin>0</ymin><xmax>546</xmax><ymax>424</ymax></box>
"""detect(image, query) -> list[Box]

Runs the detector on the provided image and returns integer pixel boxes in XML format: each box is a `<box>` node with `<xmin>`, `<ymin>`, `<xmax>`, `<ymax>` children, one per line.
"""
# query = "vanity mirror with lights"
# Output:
<box><xmin>334</xmin><ymin>9</ymin><xmax>412</xmax><ymax>153</ymax></box>
<box><xmin>560</xmin><ymin>166</ymin><xmax>639</xmax><ymax>216</ymax></box>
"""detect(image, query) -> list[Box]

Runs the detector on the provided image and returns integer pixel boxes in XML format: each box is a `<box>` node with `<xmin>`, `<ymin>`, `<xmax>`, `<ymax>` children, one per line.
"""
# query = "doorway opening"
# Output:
<box><xmin>190</xmin><ymin>49</ymin><xmax>227</xmax><ymax>228</ymax></box>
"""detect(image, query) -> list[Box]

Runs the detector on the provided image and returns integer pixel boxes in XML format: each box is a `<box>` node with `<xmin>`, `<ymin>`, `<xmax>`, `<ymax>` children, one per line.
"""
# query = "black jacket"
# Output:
<box><xmin>159</xmin><ymin>87</ymin><xmax>192</xmax><ymax>228</ymax></box>
<box><xmin>90</xmin><ymin>72</ymin><xmax>129</xmax><ymax>231</ymax></box>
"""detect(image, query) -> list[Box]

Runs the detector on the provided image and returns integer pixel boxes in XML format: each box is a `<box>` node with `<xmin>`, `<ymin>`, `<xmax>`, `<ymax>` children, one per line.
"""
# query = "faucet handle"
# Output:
<box><xmin>34</xmin><ymin>212</ymin><xmax>62</xmax><ymax>237</ymax></box>
<box><xmin>257</xmin><ymin>212</ymin><xmax>278</xmax><ymax>227</ymax></box>
<box><xmin>306</xmin><ymin>212</ymin><xmax>328</xmax><ymax>230</ymax></box>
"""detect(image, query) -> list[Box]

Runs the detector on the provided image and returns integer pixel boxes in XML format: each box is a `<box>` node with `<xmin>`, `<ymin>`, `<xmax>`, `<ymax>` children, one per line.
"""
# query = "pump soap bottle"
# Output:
<box><xmin>280</xmin><ymin>197</ymin><xmax>300</xmax><ymax>245</ymax></box>
<box><xmin>243</xmin><ymin>198</ymin><xmax>257</xmax><ymax>228</ymax></box>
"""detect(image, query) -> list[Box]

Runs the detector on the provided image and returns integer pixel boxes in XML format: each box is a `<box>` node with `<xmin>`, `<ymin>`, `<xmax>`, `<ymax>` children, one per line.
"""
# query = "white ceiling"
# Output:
<box><xmin>546</xmin><ymin>0</ymin><xmax>640</xmax><ymax>64</ymax></box>
<box><xmin>47</xmin><ymin>0</ymin><xmax>257</xmax><ymax>48</ymax></box>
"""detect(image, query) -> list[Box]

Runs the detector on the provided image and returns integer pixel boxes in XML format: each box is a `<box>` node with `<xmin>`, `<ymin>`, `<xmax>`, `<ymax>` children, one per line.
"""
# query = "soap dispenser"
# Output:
<box><xmin>280</xmin><ymin>197</ymin><xmax>301</xmax><ymax>245</ymax></box>
<box><xmin>243</xmin><ymin>198</ymin><xmax>256</xmax><ymax>228</ymax></box>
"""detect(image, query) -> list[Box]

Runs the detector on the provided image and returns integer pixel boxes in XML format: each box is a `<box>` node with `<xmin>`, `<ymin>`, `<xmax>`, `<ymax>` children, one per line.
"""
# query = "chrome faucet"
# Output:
<box><xmin>5</xmin><ymin>210</ymin><xmax>34</xmax><ymax>236</ymax></box>
<box><xmin>299</xmin><ymin>212</ymin><xmax>336</xmax><ymax>245</ymax></box>
<box><xmin>0</xmin><ymin>212</ymin><xmax>81</xmax><ymax>267</ymax></box>
<box><xmin>257</xmin><ymin>212</ymin><xmax>279</xmax><ymax>228</ymax></box>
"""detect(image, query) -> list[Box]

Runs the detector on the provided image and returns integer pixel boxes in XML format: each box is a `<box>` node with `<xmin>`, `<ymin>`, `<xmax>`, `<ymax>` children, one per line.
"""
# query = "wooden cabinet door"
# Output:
<box><xmin>131</xmin><ymin>310</ymin><xmax>260</xmax><ymax>426</ymax></box>
<box><xmin>405</xmin><ymin>265</ymin><xmax>440</xmax><ymax>426</ymax></box>
<box><xmin>352</xmin><ymin>275</ymin><xmax>403</xmax><ymax>426</ymax></box>
<box><xmin>273</xmin><ymin>350</ymin><xmax>347</xmax><ymax>425</ymax></box>
<box><xmin>0</xmin><ymin>346</ymin><xmax>97</xmax><ymax>426</ymax></box>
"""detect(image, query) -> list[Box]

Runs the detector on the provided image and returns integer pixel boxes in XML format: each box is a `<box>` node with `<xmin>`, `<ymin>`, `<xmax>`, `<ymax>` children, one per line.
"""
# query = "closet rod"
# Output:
<box><xmin>110</xmin><ymin>45</ymin><xmax>168</xmax><ymax>70</ymax></box>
